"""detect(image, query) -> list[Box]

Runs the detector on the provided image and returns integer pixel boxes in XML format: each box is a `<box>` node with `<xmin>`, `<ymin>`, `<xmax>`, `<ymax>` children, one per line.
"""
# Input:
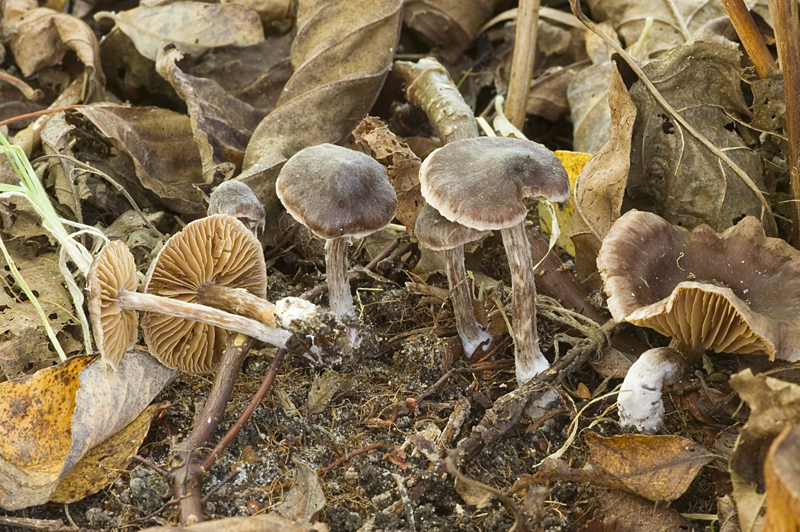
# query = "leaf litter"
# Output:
<box><xmin>1</xmin><ymin>0</ymin><xmax>800</xmax><ymax>530</ymax></box>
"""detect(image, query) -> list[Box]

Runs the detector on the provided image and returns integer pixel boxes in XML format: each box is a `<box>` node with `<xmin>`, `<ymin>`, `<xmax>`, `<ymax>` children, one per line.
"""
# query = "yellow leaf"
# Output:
<box><xmin>537</xmin><ymin>150</ymin><xmax>592</xmax><ymax>257</ymax></box>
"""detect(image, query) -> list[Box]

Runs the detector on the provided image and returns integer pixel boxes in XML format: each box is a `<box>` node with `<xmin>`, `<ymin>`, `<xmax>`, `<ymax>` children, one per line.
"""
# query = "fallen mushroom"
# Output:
<box><xmin>276</xmin><ymin>143</ymin><xmax>398</xmax><ymax>350</ymax></box>
<box><xmin>88</xmin><ymin>239</ymin><xmax>291</xmax><ymax>370</ymax></box>
<box><xmin>415</xmin><ymin>203</ymin><xmax>492</xmax><ymax>357</ymax></box>
<box><xmin>418</xmin><ymin>136</ymin><xmax>569</xmax><ymax>385</ymax></box>
<box><xmin>207</xmin><ymin>180</ymin><xmax>266</xmax><ymax>235</ymax></box>
<box><xmin>597</xmin><ymin>210</ymin><xmax>800</xmax><ymax>431</ymax></box>
<box><xmin>141</xmin><ymin>214</ymin><xmax>325</xmax><ymax>373</ymax></box>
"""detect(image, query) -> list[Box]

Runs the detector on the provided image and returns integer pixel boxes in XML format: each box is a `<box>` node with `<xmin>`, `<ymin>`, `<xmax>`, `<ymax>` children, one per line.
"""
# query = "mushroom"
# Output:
<box><xmin>207</xmin><ymin>180</ymin><xmax>266</xmax><ymax>235</ymax></box>
<box><xmin>141</xmin><ymin>214</ymin><xmax>325</xmax><ymax>373</ymax></box>
<box><xmin>414</xmin><ymin>203</ymin><xmax>492</xmax><ymax>357</ymax></box>
<box><xmin>88</xmin><ymin>239</ymin><xmax>291</xmax><ymax>370</ymax></box>
<box><xmin>418</xmin><ymin>136</ymin><xmax>570</xmax><ymax>385</ymax></box>
<box><xmin>275</xmin><ymin>143</ymin><xmax>398</xmax><ymax>349</ymax></box>
<box><xmin>597</xmin><ymin>209</ymin><xmax>800</xmax><ymax>431</ymax></box>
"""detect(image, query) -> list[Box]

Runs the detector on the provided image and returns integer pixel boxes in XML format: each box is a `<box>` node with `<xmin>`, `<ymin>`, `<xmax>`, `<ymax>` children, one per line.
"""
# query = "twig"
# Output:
<box><xmin>318</xmin><ymin>442</ymin><xmax>390</xmax><ymax>474</ymax></box>
<box><xmin>720</xmin><ymin>0</ymin><xmax>777</xmax><ymax>78</ymax></box>
<box><xmin>451</xmin><ymin>338</ymin><xmax>598</xmax><ymax>468</ymax></box>
<box><xmin>505</xmin><ymin>0</ymin><xmax>541</xmax><ymax>129</ymax></box>
<box><xmin>0</xmin><ymin>105</ymin><xmax>87</xmax><ymax>128</ymax></box>
<box><xmin>767</xmin><ymin>0</ymin><xmax>800</xmax><ymax>245</ymax></box>
<box><xmin>202</xmin><ymin>347</ymin><xmax>286</xmax><ymax>470</ymax></box>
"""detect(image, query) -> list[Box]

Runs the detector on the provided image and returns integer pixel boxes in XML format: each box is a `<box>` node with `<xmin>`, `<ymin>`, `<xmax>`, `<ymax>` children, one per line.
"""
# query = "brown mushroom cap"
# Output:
<box><xmin>141</xmin><ymin>214</ymin><xmax>268</xmax><ymax>373</ymax></box>
<box><xmin>414</xmin><ymin>202</ymin><xmax>490</xmax><ymax>251</ymax></box>
<box><xmin>276</xmin><ymin>143</ymin><xmax>398</xmax><ymax>239</ymax></box>
<box><xmin>207</xmin><ymin>180</ymin><xmax>266</xmax><ymax>234</ymax></box>
<box><xmin>88</xmin><ymin>240</ymin><xmax>139</xmax><ymax>368</ymax></box>
<box><xmin>598</xmin><ymin>210</ymin><xmax>800</xmax><ymax>360</ymax></box>
<box><xmin>419</xmin><ymin>137</ymin><xmax>569</xmax><ymax>231</ymax></box>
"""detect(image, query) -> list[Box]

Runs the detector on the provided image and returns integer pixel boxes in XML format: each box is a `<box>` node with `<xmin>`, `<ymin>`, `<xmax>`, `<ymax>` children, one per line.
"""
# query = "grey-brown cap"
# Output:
<box><xmin>88</xmin><ymin>240</ymin><xmax>139</xmax><ymax>369</ymax></box>
<box><xmin>141</xmin><ymin>214</ymin><xmax>268</xmax><ymax>374</ymax></box>
<box><xmin>414</xmin><ymin>203</ymin><xmax>490</xmax><ymax>251</ymax></box>
<box><xmin>207</xmin><ymin>180</ymin><xmax>266</xmax><ymax>235</ymax></box>
<box><xmin>276</xmin><ymin>144</ymin><xmax>398</xmax><ymax>239</ymax></box>
<box><xmin>597</xmin><ymin>210</ymin><xmax>800</xmax><ymax>360</ymax></box>
<box><xmin>419</xmin><ymin>137</ymin><xmax>569</xmax><ymax>231</ymax></box>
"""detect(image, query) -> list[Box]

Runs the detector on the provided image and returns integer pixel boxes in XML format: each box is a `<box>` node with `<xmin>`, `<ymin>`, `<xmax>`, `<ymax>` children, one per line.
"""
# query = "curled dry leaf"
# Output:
<box><xmin>585</xmin><ymin>432</ymin><xmax>712</xmax><ymax>502</ymax></box>
<box><xmin>4</xmin><ymin>0</ymin><xmax>105</xmax><ymax>101</ymax></box>
<box><xmin>728</xmin><ymin>369</ymin><xmax>800</xmax><ymax>532</ymax></box>
<box><xmin>572</xmin><ymin>61</ymin><xmax>635</xmax><ymax>289</ymax></box>
<box><xmin>353</xmin><ymin>116</ymin><xmax>424</xmax><ymax>235</ymax></box>
<box><xmin>72</xmin><ymin>105</ymin><xmax>206</xmax><ymax>214</ymax></box>
<box><xmin>274</xmin><ymin>458</ymin><xmax>327</xmax><ymax>522</ymax></box>
<box><xmin>239</xmin><ymin>0</ymin><xmax>402</xmax><ymax>242</ymax></box>
<box><xmin>626</xmin><ymin>43</ymin><xmax>770</xmax><ymax>232</ymax></box>
<box><xmin>403</xmin><ymin>0</ymin><xmax>503</xmax><ymax>62</ymax></box>
<box><xmin>95</xmin><ymin>2</ymin><xmax>265</xmax><ymax>62</ymax></box>
<box><xmin>0</xmin><ymin>351</ymin><xmax>176</xmax><ymax>509</ymax></box>
<box><xmin>156</xmin><ymin>45</ymin><xmax>266</xmax><ymax>178</ymax></box>
<box><xmin>763</xmin><ymin>424</ymin><xmax>800</xmax><ymax>530</ymax></box>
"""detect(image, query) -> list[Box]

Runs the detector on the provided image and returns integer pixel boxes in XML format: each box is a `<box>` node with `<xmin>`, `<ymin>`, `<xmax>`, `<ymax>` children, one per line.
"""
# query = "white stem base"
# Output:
<box><xmin>618</xmin><ymin>347</ymin><xmax>685</xmax><ymax>432</ymax></box>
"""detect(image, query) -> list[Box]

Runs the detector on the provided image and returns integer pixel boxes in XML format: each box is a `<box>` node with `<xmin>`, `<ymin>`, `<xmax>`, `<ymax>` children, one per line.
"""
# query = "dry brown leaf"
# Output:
<box><xmin>220</xmin><ymin>0</ymin><xmax>293</xmax><ymax>25</ymax></box>
<box><xmin>762</xmin><ymin>424</ymin><xmax>800</xmax><ymax>531</ymax></box>
<box><xmin>403</xmin><ymin>0</ymin><xmax>503</xmax><ymax>62</ymax></box>
<box><xmin>239</xmin><ymin>0</ymin><xmax>402</xmax><ymax>243</ymax></box>
<box><xmin>4</xmin><ymin>0</ymin><xmax>105</xmax><ymax>101</ymax></box>
<box><xmin>188</xmin><ymin>32</ymin><xmax>294</xmax><ymax>113</ymax></box>
<box><xmin>50</xmin><ymin>402</ymin><xmax>168</xmax><ymax>503</ymax></box>
<box><xmin>139</xmin><ymin>514</ymin><xmax>330</xmax><ymax>532</ymax></box>
<box><xmin>586</xmin><ymin>432</ymin><xmax>712</xmax><ymax>502</ymax></box>
<box><xmin>72</xmin><ymin>105</ymin><xmax>206</xmax><ymax>215</ymax></box>
<box><xmin>593</xmin><ymin>489</ymin><xmax>699</xmax><ymax>532</ymax></box>
<box><xmin>625</xmin><ymin>43</ymin><xmax>769</xmax><ymax>232</ymax></box>
<box><xmin>729</xmin><ymin>369</ymin><xmax>800</xmax><ymax>488</ymax></box>
<box><xmin>274</xmin><ymin>459</ymin><xmax>327</xmax><ymax>522</ymax></box>
<box><xmin>95</xmin><ymin>2</ymin><xmax>265</xmax><ymax>62</ymax></box>
<box><xmin>585</xmin><ymin>0</ymin><xmax>729</xmax><ymax>54</ymax></box>
<box><xmin>528</xmin><ymin>67</ymin><xmax>576</xmax><ymax>123</ymax></box>
<box><xmin>353</xmin><ymin>116</ymin><xmax>424</xmax><ymax>235</ymax></box>
<box><xmin>0</xmin><ymin>250</ymin><xmax>81</xmax><ymax>377</ymax></box>
<box><xmin>572</xmin><ymin>61</ymin><xmax>635</xmax><ymax>289</ymax></box>
<box><xmin>156</xmin><ymin>46</ymin><xmax>266</xmax><ymax>178</ymax></box>
<box><xmin>0</xmin><ymin>352</ymin><xmax>176</xmax><ymax>510</ymax></box>
<box><xmin>306</xmin><ymin>369</ymin><xmax>356</xmax><ymax>415</ymax></box>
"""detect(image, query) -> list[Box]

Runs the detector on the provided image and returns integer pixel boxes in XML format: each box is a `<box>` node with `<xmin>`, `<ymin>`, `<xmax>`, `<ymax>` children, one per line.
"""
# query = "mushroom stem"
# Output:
<box><xmin>115</xmin><ymin>289</ymin><xmax>292</xmax><ymax>347</ymax></box>
<box><xmin>196</xmin><ymin>283</ymin><xmax>278</xmax><ymax>326</ymax></box>
<box><xmin>443</xmin><ymin>246</ymin><xmax>492</xmax><ymax>357</ymax></box>
<box><xmin>500</xmin><ymin>222</ymin><xmax>549</xmax><ymax>385</ymax></box>
<box><xmin>617</xmin><ymin>347</ymin><xmax>686</xmax><ymax>432</ymax></box>
<box><xmin>325</xmin><ymin>236</ymin><xmax>357</xmax><ymax>320</ymax></box>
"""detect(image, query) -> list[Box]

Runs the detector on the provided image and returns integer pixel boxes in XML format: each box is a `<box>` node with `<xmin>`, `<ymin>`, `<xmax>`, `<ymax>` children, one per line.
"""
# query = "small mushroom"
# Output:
<box><xmin>141</xmin><ymin>214</ymin><xmax>321</xmax><ymax>373</ymax></box>
<box><xmin>598</xmin><ymin>210</ymin><xmax>800</xmax><ymax>430</ymax></box>
<box><xmin>276</xmin><ymin>143</ymin><xmax>398</xmax><ymax>349</ymax></box>
<box><xmin>88</xmin><ymin>239</ymin><xmax>291</xmax><ymax>371</ymax></box>
<box><xmin>415</xmin><ymin>203</ymin><xmax>492</xmax><ymax>357</ymax></box>
<box><xmin>418</xmin><ymin>137</ymin><xmax>569</xmax><ymax>385</ymax></box>
<box><xmin>207</xmin><ymin>180</ymin><xmax>266</xmax><ymax>235</ymax></box>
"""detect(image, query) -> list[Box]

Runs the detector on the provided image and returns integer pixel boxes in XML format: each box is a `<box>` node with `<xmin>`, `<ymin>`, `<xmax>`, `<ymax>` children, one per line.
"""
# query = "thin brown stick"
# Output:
<box><xmin>767</xmin><ymin>0</ymin><xmax>800</xmax><ymax>245</ymax></box>
<box><xmin>318</xmin><ymin>442</ymin><xmax>390</xmax><ymax>474</ymax></box>
<box><xmin>202</xmin><ymin>347</ymin><xmax>286</xmax><ymax>470</ymax></box>
<box><xmin>720</xmin><ymin>0</ymin><xmax>777</xmax><ymax>78</ymax></box>
<box><xmin>505</xmin><ymin>0</ymin><xmax>541</xmax><ymax>129</ymax></box>
<box><xmin>0</xmin><ymin>105</ymin><xmax>87</xmax><ymax>127</ymax></box>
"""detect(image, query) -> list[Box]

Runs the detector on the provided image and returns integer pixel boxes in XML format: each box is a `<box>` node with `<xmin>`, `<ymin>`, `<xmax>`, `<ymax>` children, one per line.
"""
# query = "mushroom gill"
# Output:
<box><xmin>598</xmin><ymin>210</ymin><xmax>800</xmax><ymax>362</ymax></box>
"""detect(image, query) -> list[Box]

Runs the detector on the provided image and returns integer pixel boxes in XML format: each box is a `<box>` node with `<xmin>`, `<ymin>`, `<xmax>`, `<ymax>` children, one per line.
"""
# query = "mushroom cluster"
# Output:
<box><xmin>417</xmin><ymin>136</ymin><xmax>569</xmax><ymax>385</ymax></box>
<box><xmin>598</xmin><ymin>210</ymin><xmax>800</xmax><ymax>431</ymax></box>
<box><xmin>276</xmin><ymin>143</ymin><xmax>398</xmax><ymax>350</ymax></box>
<box><xmin>89</xmin><ymin>213</ymin><xmax>323</xmax><ymax>374</ymax></box>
